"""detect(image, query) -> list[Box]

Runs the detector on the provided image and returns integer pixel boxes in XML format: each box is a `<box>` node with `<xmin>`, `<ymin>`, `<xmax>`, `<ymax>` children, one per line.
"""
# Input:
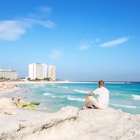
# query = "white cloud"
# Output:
<box><xmin>0</xmin><ymin>6</ymin><xmax>55</xmax><ymax>41</ymax></box>
<box><xmin>49</xmin><ymin>50</ymin><xmax>62</xmax><ymax>60</ymax></box>
<box><xmin>0</xmin><ymin>18</ymin><xmax>55</xmax><ymax>41</ymax></box>
<box><xmin>101</xmin><ymin>37</ymin><xmax>130</xmax><ymax>47</ymax></box>
<box><xmin>36</xmin><ymin>20</ymin><xmax>55</xmax><ymax>28</ymax></box>
<box><xmin>95</xmin><ymin>38</ymin><xmax>101</xmax><ymax>42</ymax></box>
<box><xmin>36</xmin><ymin>6</ymin><xmax>51</xmax><ymax>14</ymax></box>
<box><xmin>0</xmin><ymin>20</ymin><xmax>26</xmax><ymax>41</ymax></box>
<box><xmin>79</xmin><ymin>44</ymin><xmax>90</xmax><ymax>50</ymax></box>
<box><xmin>79</xmin><ymin>38</ymin><xmax>101</xmax><ymax>50</ymax></box>
<box><xmin>79</xmin><ymin>39</ymin><xmax>94</xmax><ymax>50</ymax></box>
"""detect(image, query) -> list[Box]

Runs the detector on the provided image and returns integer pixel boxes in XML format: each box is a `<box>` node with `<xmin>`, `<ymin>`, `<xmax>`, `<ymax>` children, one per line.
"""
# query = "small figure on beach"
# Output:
<box><xmin>82</xmin><ymin>80</ymin><xmax>109</xmax><ymax>110</ymax></box>
<box><xmin>17</xmin><ymin>96</ymin><xmax>20</xmax><ymax>103</ymax></box>
<box><xmin>11</xmin><ymin>97</ymin><xmax>14</xmax><ymax>101</ymax></box>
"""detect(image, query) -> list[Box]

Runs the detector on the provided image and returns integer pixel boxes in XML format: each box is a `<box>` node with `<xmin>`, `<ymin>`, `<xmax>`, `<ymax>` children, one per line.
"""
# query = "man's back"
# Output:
<box><xmin>94</xmin><ymin>87</ymin><xmax>109</xmax><ymax>109</ymax></box>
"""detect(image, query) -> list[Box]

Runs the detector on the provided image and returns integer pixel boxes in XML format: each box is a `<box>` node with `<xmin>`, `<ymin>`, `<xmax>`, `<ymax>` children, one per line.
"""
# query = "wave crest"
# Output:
<box><xmin>132</xmin><ymin>94</ymin><xmax>140</xmax><ymax>100</ymax></box>
<box><xmin>67</xmin><ymin>96</ymin><xmax>85</xmax><ymax>102</ymax></box>
<box><xmin>111</xmin><ymin>103</ymin><xmax>137</xmax><ymax>109</ymax></box>
<box><xmin>74</xmin><ymin>89</ymin><xmax>89</xmax><ymax>94</ymax></box>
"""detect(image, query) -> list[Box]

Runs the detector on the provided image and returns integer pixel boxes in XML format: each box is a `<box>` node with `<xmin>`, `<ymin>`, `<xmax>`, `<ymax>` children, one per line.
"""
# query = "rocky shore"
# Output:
<box><xmin>0</xmin><ymin>82</ymin><xmax>140</xmax><ymax>140</ymax></box>
<box><xmin>0</xmin><ymin>97</ymin><xmax>140</xmax><ymax>140</ymax></box>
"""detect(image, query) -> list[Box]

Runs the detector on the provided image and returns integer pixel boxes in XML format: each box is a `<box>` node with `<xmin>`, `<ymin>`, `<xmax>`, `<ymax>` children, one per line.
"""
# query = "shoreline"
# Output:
<box><xmin>0</xmin><ymin>97</ymin><xmax>140</xmax><ymax>140</ymax></box>
<box><xmin>0</xmin><ymin>80</ymin><xmax>136</xmax><ymax>86</ymax></box>
<box><xmin>0</xmin><ymin>82</ymin><xmax>21</xmax><ymax>95</ymax></box>
<box><xmin>0</xmin><ymin>82</ymin><xmax>140</xmax><ymax>139</ymax></box>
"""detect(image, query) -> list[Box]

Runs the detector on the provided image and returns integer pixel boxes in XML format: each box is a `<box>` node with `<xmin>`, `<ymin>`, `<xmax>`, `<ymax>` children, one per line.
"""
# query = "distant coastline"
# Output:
<box><xmin>1</xmin><ymin>80</ymin><xmax>140</xmax><ymax>85</ymax></box>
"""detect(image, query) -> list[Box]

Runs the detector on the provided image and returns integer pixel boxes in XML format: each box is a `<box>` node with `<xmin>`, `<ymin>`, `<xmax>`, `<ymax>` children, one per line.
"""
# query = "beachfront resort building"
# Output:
<box><xmin>0</xmin><ymin>69</ymin><xmax>18</xmax><ymax>80</ymax></box>
<box><xmin>28</xmin><ymin>63</ymin><xmax>47</xmax><ymax>80</ymax></box>
<box><xmin>47</xmin><ymin>65</ymin><xmax>56</xmax><ymax>81</ymax></box>
<box><xmin>28</xmin><ymin>63</ymin><xmax>56</xmax><ymax>81</ymax></box>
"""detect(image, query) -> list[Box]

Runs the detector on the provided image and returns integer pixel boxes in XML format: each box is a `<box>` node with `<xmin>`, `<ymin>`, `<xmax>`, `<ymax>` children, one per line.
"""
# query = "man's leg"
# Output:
<box><xmin>82</xmin><ymin>95</ymin><xmax>91</xmax><ymax>109</ymax></box>
<box><xmin>82</xmin><ymin>96</ymin><xmax>99</xmax><ymax>109</ymax></box>
<box><xmin>90</xmin><ymin>97</ymin><xmax>100</xmax><ymax>109</ymax></box>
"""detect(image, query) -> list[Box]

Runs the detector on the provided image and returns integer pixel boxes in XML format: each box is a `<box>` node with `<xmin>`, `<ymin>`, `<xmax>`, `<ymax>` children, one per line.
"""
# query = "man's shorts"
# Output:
<box><xmin>88</xmin><ymin>96</ymin><xmax>100</xmax><ymax>109</ymax></box>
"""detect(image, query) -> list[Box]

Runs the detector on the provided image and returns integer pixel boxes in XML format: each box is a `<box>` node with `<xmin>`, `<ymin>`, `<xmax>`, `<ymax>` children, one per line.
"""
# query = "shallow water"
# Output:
<box><xmin>3</xmin><ymin>82</ymin><xmax>140</xmax><ymax>114</ymax></box>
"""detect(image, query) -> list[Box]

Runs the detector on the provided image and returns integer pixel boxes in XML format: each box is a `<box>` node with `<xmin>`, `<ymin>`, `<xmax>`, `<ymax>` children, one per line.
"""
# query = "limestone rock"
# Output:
<box><xmin>0</xmin><ymin>106</ymin><xmax>140</xmax><ymax>140</ymax></box>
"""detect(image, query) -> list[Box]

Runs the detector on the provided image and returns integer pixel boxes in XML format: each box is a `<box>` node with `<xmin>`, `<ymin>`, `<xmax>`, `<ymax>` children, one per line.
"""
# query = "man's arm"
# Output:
<box><xmin>87</xmin><ymin>91</ymin><xmax>94</xmax><ymax>96</ymax></box>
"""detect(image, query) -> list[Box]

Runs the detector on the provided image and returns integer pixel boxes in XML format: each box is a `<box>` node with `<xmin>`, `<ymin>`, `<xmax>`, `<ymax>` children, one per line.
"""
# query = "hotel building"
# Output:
<box><xmin>47</xmin><ymin>65</ymin><xmax>56</xmax><ymax>81</ymax></box>
<box><xmin>28</xmin><ymin>63</ymin><xmax>56</xmax><ymax>81</ymax></box>
<box><xmin>28</xmin><ymin>63</ymin><xmax>47</xmax><ymax>80</ymax></box>
<box><xmin>0</xmin><ymin>69</ymin><xmax>18</xmax><ymax>80</ymax></box>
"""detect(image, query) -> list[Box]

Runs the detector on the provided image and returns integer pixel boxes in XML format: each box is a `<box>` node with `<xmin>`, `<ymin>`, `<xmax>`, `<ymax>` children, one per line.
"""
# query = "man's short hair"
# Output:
<box><xmin>98</xmin><ymin>80</ymin><xmax>104</xmax><ymax>85</ymax></box>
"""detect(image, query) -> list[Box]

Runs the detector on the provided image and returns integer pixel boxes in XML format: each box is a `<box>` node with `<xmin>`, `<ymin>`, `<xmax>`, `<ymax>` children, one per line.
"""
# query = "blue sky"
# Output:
<box><xmin>0</xmin><ymin>0</ymin><xmax>140</xmax><ymax>81</ymax></box>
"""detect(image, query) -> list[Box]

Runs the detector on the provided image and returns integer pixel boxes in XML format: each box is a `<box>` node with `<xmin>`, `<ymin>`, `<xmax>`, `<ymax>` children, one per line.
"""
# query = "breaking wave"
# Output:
<box><xmin>132</xmin><ymin>94</ymin><xmax>140</xmax><ymax>100</ymax></box>
<box><xmin>67</xmin><ymin>96</ymin><xmax>85</xmax><ymax>102</ymax></box>
<box><xmin>43</xmin><ymin>93</ymin><xmax>66</xmax><ymax>98</ymax></box>
<box><xmin>74</xmin><ymin>89</ymin><xmax>89</xmax><ymax>94</ymax></box>
<box><xmin>111</xmin><ymin>103</ymin><xmax>137</xmax><ymax>109</ymax></box>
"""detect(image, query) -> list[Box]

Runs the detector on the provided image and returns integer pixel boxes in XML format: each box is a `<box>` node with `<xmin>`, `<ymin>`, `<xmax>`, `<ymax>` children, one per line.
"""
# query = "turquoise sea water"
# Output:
<box><xmin>3</xmin><ymin>82</ymin><xmax>140</xmax><ymax>114</ymax></box>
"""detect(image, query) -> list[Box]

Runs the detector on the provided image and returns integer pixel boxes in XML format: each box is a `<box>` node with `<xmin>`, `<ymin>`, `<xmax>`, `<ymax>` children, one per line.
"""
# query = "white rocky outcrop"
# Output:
<box><xmin>0</xmin><ymin>98</ymin><xmax>140</xmax><ymax>140</ymax></box>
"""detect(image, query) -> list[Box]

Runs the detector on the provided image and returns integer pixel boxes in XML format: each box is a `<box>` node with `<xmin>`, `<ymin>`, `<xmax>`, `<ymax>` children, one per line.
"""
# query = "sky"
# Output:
<box><xmin>0</xmin><ymin>0</ymin><xmax>140</xmax><ymax>81</ymax></box>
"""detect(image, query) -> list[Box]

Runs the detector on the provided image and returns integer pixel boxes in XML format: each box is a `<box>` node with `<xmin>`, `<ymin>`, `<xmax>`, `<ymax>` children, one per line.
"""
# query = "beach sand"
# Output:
<box><xmin>0</xmin><ymin>82</ymin><xmax>20</xmax><ymax>94</ymax></box>
<box><xmin>0</xmin><ymin>81</ymin><xmax>140</xmax><ymax>140</ymax></box>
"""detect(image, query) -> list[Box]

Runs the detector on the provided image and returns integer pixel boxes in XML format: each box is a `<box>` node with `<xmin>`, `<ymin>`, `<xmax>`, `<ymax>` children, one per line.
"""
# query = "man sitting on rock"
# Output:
<box><xmin>82</xmin><ymin>80</ymin><xmax>109</xmax><ymax>110</ymax></box>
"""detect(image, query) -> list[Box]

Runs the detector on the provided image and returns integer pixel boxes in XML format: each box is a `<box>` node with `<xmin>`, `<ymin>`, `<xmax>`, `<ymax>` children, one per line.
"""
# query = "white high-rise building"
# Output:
<box><xmin>0</xmin><ymin>69</ymin><xmax>18</xmax><ymax>80</ymax></box>
<box><xmin>28</xmin><ymin>63</ymin><xmax>47</xmax><ymax>80</ymax></box>
<box><xmin>47</xmin><ymin>65</ymin><xmax>56</xmax><ymax>81</ymax></box>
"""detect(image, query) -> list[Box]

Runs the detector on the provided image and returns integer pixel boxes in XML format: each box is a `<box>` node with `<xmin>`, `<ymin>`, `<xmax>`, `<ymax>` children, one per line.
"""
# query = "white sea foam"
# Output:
<box><xmin>43</xmin><ymin>93</ymin><xmax>52</xmax><ymax>96</ymax></box>
<box><xmin>74</xmin><ymin>89</ymin><xmax>89</xmax><ymax>94</ymax></box>
<box><xmin>43</xmin><ymin>93</ymin><xmax>66</xmax><ymax>99</ymax></box>
<box><xmin>54</xmin><ymin>95</ymin><xmax>66</xmax><ymax>99</ymax></box>
<box><xmin>112</xmin><ymin>92</ymin><xmax>122</xmax><ymax>95</ymax></box>
<box><xmin>33</xmin><ymin>84</ymin><xmax>45</xmax><ymax>88</ymax></box>
<box><xmin>67</xmin><ymin>96</ymin><xmax>85</xmax><ymax>102</ymax></box>
<box><xmin>111</xmin><ymin>103</ymin><xmax>137</xmax><ymax>109</ymax></box>
<box><xmin>132</xmin><ymin>94</ymin><xmax>140</xmax><ymax>100</ymax></box>
<box><xmin>57</xmin><ymin>86</ymin><xmax>68</xmax><ymax>89</ymax></box>
<box><xmin>43</xmin><ymin>93</ymin><xmax>56</xmax><ymax>98</ymax></box>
